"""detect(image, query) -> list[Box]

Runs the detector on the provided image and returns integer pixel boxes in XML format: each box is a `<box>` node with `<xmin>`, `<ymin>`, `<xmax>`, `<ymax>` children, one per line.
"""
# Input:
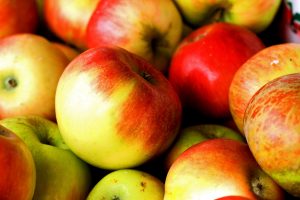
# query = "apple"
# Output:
<box><xmin>0</xmin><ymin>124</ymin><xmax>36</xmax><ymax>200</ymax></box>
<box><xmin>164</xmin><ymin>138</ymin><xmax>285</xmax><ymax>199</ymax></box>
<box><xmin>168</xmin><ymin>22</ymin><xmax>265</xmax><ymax>120</ymax></box>
<box><xmin>243</xmin><ymin>73</ymin><xmax>300</xmax><ymax>197</ymax></box>
<box><xmin>87</xmin><ymin>169</ymin><xmax>164</xmax><ymax>200</ymax></box>
<box><xmin>164</xmin><ymin>124</ymin><xmax>245</xmax><ymax>170</ymax></box>
<box><xmin>86</xmin><ymin>0</ymin><xmax>183</xmax><ymax>73</ymax></box>
<box><xmin>55</xmin><ymin>45</ymin><xmax>182</xmax><ymax>170</ymax></box>
<box><xmin>0</xmin><ymin>0</ymin><xmax>38</xmax><ymax>39</ymax></box>
<box><xmin>215</xmin><ymin>196</ymin><xmax>251</xmax><ymax>200</ymax></box>
<box><xmin>52</xmin><ymin>42</ymin><xmax>80</xmax><ymax>62</ymax></box>
<box><xmin>43</xmin><ymin>0</ymin><xmax>100</xmax><ymax>50</ymax></box>
<box><xmin>229</xmin><ymin>43</ymin><xmax>300</xmax><ymax>134</ymax></box>
<box><xmin>0</xmin><ymin>33</ymin><xmax>69</xmax><ymax>121</ymax></box>
<box><xmin>173</xmin><ymin>0</ymin><xmax>282</xmax><ymax>33</ymax></box>
<box><xmin>0</xmin><ymin>115</ymin><xmax>92</xmax><ymax>200</ymax></box>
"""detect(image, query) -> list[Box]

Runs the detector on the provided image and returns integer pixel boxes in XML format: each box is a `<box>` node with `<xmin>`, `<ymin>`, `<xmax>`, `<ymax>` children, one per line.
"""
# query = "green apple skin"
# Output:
<box><xmin>0</xmin><ymin>116</ymin><xmax>92</xmax><ymax>200</ymax></box>
<box><xmin>55</xmin><ymin>46</ymin><xmax>182</xmax><ymax>170</ymax></box>
<box><xmin>87</xmin><ymin>169</ymin><xmax>164</xmax><ymax>200</ymax></box>
<box><xmin>164</xmin><ymin>124</ymin><xmax>245</xmax><ymax>170</ymax></box>
<box><xmin>86</xmin><ymin>0</ymin><xmax>183</xmax><ymax>73</ymax></box>
<box><xmin>164</xmin><ymin>139</ymin><xmax>285</xmax><ymax>200</ymax></box>
<box><xmin>229</xmin><ymin>43</ymin><xmax>300</xmax><ymax>135</ymax></box>
<box><xmin>244</xmin><ymin>73</ymin><xmax>300</xmax><ymax>197</ymax></box>
<box><xmin>173</xmin><ymin>0</ymin><xmax>281</xmax><ymax>33</ymax></box>
<box><xmin>0</xmin><ymin>33</ymin><xmax>69</xmax><ymax>121</ymax></box>
<box><xmin>0</xmin><ymin>124</ymin><xmax>36</xmax><ymax>200</ymax></box>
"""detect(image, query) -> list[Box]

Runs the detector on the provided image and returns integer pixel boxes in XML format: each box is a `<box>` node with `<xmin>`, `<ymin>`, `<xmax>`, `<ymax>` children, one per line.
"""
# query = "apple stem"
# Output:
<box><xmin>4</xmin><ymin>77</ymin><xmax>18</xmax><ymax>90</ymax></box>
<box><xmin>140</xmin><ymin>71</ymin><xmax>154</xmax><ymax>83</ymax></box>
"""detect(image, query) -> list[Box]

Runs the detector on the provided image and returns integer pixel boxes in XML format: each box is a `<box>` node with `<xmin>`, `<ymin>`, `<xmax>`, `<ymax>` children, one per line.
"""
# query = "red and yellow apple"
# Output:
<box><xmin>173</xmin><ymin>0</ymin><xmax>281</xmax><ymax>33</ymax></box>
<box><xmin>0</xmin><ymin>124</ymin><xmax>36</xmax><ymax>200</ymax></box>
<box><xmin>43</xmin><ymin>0</ymin><xmax>99</xmax><ymax>50</ymax></box>
<box><xmin>164</xmin><ymin>138</ymin><xmax>284</xmax><ymax>199</ymax></box>
<box><xmin>229</xmin><ymin>43</ymin><xmax>300</xmax><ymax>134</ymax></box>
<box><xmin>0</xmin><ymin>0</ymin><xmax>38</xmax><ymax>39</ymax></box>
<box><xmin>0</xmin><ymin>33</ymin><xmax>69</xmax><ymax>121</ymax></box>
<box><xmin>86</xmin><ymin>0</ymin><xmax>183</xmax><ymax>72</ymax></box>
<box><xmin>55</xmin><ymin>45</ymin><xmax>182</xmax><ymax>170</ymax></box>
<box><xmin>244</xmin><ymin>73</ymin><xmax>300</xmax><ymax>197</ymax></box>
<box><xmin>168</xmin><ymin>22</ymin><xmax>265</xmax><ymax>120</ymax></box>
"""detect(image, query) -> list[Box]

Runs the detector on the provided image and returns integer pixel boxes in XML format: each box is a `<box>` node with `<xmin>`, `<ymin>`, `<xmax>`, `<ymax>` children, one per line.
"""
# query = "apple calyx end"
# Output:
<box><xmin>4</xmin><ymin>76</ymin><xmax>18</xmax><ymax>90</ymax></box>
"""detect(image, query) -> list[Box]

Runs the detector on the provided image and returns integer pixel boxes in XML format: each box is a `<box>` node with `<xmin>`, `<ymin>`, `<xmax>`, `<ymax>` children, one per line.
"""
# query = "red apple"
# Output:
<box><xmin>168</xmin><ymin>22</ymin><xmax>265</xmax><ymax>120</ymax></box>
<box><xmin>55</xmin><ymin>45</ymin><xmax>182</xmax><ymax>170</ymax></box>
<box><xmin>0</xmin><ymin>0</ymin><xmax>38</xmax><ymax>39</ymax></box>
<box><xmin>244</xmin><ymin>73</ymin><xmax>300</xmax><ymax>197</ymax></box>
<box><xmin>0</xmin><ymin>124</ymin><xmax>36</xmax><ymax>200</ymax></box>
<box><xmin>86</xmin><ymin>0</ymin><xmax>183</xmax><ymax>72</ymax></box>
<box><xmin>229</xmin><ymin>43</ymin><xmax>300</xmax><ymax>134</ymax></box>
<box><xmin>164</xmin><ymin>138</ymin><xmax>285</xmax><ymax>200</ymax></box>
<box><xmin>43</xmin><ymin>0</ymin><xmax>100</xmax><ymax>50</ymax></box>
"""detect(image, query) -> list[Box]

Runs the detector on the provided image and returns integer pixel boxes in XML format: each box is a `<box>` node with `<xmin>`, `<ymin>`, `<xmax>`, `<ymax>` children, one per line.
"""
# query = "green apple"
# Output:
<box><xmin>87</xmin><ymin>169</ymin><xmax>164</xmax><ymax>200</ymax></box>
<box><xmin>0</xmin><ymin>33</ymin><xmax>69</xmax><ymax>121</ymax></box>
<box><xmin>0</xmin><ymin>115</ymin><xmax>92</xmax><ymax>200</ymax></box>
<box><xmin>173</xmin><ymin>0</ymin><xmax>281</xmax><ymax>33</ymax></box>
<box><xmin>164</xmin><ymin>124</ymin><xmax>245</xmax><ymax>170</ymax></box>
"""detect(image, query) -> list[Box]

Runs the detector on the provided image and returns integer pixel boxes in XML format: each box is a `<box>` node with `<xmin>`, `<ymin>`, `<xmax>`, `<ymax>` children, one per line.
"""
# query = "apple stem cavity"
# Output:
<box><xmin>4</xmin><ymin>76</ymin><xmax>18</xmax><ymax>90</ymax></box>
<box><xmin>140</xmin><ymin>71</ymin><xmax>154</xmax><ymax>84</ymax></box>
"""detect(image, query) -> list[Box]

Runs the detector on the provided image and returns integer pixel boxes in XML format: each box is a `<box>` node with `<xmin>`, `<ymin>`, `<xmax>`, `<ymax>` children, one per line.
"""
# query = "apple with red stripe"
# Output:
<box><xmin>55</xmin><ymin>45</ymin><xmax>182</xmax><ymax>170</ymax></box>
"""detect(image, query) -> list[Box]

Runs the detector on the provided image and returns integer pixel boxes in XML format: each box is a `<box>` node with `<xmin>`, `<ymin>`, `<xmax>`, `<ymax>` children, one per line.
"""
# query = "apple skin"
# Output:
<box><xmin>244</xmin><ymin>73</ymin><xmax>300</xmax><ymax>197</ymax></box>
<box><xmin>164</xmin><ymin>138</ymin><xmax>285</xmax><ymax>200</ymax></box>
<box><xmin>44</xmin><ymin>0</ymin><xmax>100</xmax><ymax>50</ymax></box>
<box><xmin>55</xmin><ymin>45</ymin><xmax>182</xmax><ymax>170</ymax></box>
<box><xmin>164</xmin><ymin>124</ymin><xmax>245</xmax><ymax>170</ymax></box>
<box><xmin>173</xmin><ymin>0</ymin><xmax>281</xmax><ymax>33</ymax></box>
<box><xmin>168</xmin><ymin>22</ymin><xmax>265</xmax><ymax>120</ymax></box>
<box><xmin>0</xmin><ymin>124</ymin><xmax>36</xmax><ymax>200</ymax></box>
<box><xmin>0</xmin><ymin>33</ymin><xmax>69</xmax><ymax>121</ymax></box>
<box><xmin>86</xmin><ymin>0</ymin><xmax>183</xmax><ymax>72</ymax></box>
<box><xmin>52</xmin><ymin>42</ymin><xmax>80</xmax><ymax>62</ymax></box>
<box><xmin>0</xmin><ymin>0</ymin><xmax>38</xmax><ymax>39</ymax></box>
<box><xmin>229</xmin><ymin>43</ymin><xmax>300</xmax><ymax>134</ymax></box>
<box><xmin>87</xmin><ymin>169</ymin><xmax>164</xmax><ymax>200</ymax></box>
<box><xmin>0</xmin><ymin>116</ymin><xmax>92</xmax><ymax>200</ymax></box>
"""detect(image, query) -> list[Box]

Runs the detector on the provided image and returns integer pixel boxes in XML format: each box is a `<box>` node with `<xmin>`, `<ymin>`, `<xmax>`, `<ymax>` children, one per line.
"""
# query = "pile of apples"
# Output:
<box><xmin>1</xmin><ymin>0</ymin><xmax>300</xmax><ymax>199</ymax></box>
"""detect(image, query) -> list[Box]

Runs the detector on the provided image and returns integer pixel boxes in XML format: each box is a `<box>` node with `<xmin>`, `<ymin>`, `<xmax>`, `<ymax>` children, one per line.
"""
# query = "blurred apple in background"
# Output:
<box><xmin>52</xmin><ymin>42</ymin><xmax>80</xmax><ymax>62</ymax></box>
<box><xmin>44</xmin><ymin>0</ymin><xmax>99</xmax><ymax>50</ymax></box>
<box><xmin>86</xmin><ymin>0</ymin><xmax>183</xmax><ymax>73</ymax></box>
<box><xmin>0</xmin><ymin>33</ymin><xmax>69</xmax><ymax>121</ymax></box>
<box><xmin>55</xmin><ymin>46</ymin><xmax>182</xmax><ymax>170</ymax></box>
<box><xmin>0</xmin><ymin>124</ymin><xmax>36</xmax><ymax>200</ymax></box>
<box><xmin>87</xmin><ymin>169</ymin><xmax>164</xmax><ymax>200</ymax></box>
<box><xmin>0</xmin><ymin>116</ymin><xmax>92</xmax><ymax>200</ymax></box>
<box><xmin>164</xmin><ymin>138</ymin><xmax>285</xmax><ymax>200</ymax></box>
<box><xmin>0</xmin><ymin>0</ymin><xmax>38</xmax><ymax>39</ymax></box>
<box><xmin>173</xmin><ymin>0</ymin><xmax>281</xmax><ymax>33</ymax></box>
<box><xmin>164</xmin><ymin>124</ymin><xmax>245</xmax><ymax>170</ymax></box>
<box><xmin>168</xmin><ymin>22</ymin><xmax>265</xmax><ymax>120</ymax></box>
<box><xmin>244</xmin><ymin>73</ymin><xmax>300</xmax><ymax>197</ymax></box>
<box><xmin>229</xmin><ymin>43</ymin><xmax>300</xmax><ymax>134</ymax></box>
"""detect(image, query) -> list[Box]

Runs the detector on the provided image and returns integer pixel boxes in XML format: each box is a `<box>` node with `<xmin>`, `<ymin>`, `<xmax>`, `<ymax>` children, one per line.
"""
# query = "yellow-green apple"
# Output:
<box><xmin>52</xmin><ymin>42</ymin><xmax>80</xmax><ymax>62</ymax></box>
<box><xmin>0</xmin><ymin>124</ymin><xmax>36</xmax><ymax>200</ymax></box>
<box><xmin>164</xmin><ymin>124</ymin><xmax>245</xmax><ymax>170</ymax></box>
<box><xmin>173</xmin><ymin>0</ymin><xmax>281</xmax><ymax>33</ymax></box>
<box><xmin>229</xmin><ymin>43</ymin><xmax>300</xmax><ymax>134</ymax></box>
<box><xmin>0</xmin><ymin>0</ymin><xmax>38</xmax><ymax>39</ymax></box>
<box><xmin>0</xmin><ymin>33</ymin><xmax>69</xmax><ymax>121</ymax></box>
<box><xmin>86</xmin><ymin>0</ymin><xmax>183</xmax><ymax>73</ymax></box>
<box><xmin>168</xmin><ymin>22</ymin><xmax>265</xmax><ymax>120</ymax></box>
<box><xmin>164</xmin><ymin>138</ymin><xmax>285</xmax><ymax>200</ymax></box>
<box><xmin>0</xmin><ymin>115</ymin><xmax>92</xmax><ymax>200</ymax></box>
<box><xmin>44</xmin><ymin>0</ymin><xmax>99</xmax><ymax>50</ymax></box>
<box><xmin>87</xmin><ymin>169</ymin><xmax>164</xmax><ymax>200</ymax></box>
<box><xmin>55</xmin><ymin>45</ymin><xmax>182</xmax><ymax>170</ymax></box>
<box><xmin>244</xmin><ymin>73</ymin><xmax>300</xmax><ymax>197</ymax></box>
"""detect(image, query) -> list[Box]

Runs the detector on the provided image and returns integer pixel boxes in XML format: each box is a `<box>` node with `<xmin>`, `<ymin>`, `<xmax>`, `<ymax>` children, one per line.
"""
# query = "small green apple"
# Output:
<box><xmin>0</xmin><ymin>115</ymin><xmax>92</xmax><ymax>200</ymax></box>
<box><xmin>87</xmin><ymin>169</ymin><xmax>164</xmax><ymax>200</ymax></box>
<box><xmin>164</xmin><ymin>124</ymin><xmax>245</xmax><ymax>170</ymax></box>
